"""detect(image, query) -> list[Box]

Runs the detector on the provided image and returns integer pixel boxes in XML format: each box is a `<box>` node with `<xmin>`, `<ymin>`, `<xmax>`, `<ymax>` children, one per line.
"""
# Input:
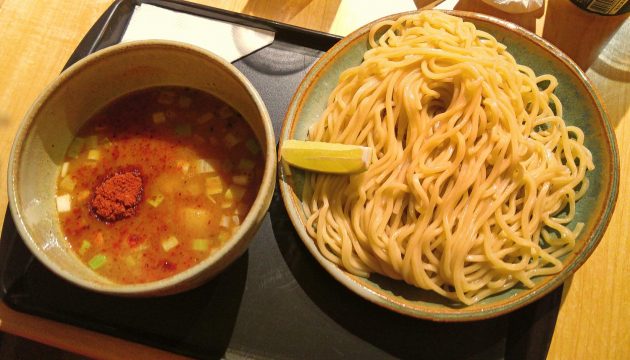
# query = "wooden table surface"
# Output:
<box><xmin>0</xmin><ymin>0</ymin><xmax>628</xmax><ymax>359</ymax></box>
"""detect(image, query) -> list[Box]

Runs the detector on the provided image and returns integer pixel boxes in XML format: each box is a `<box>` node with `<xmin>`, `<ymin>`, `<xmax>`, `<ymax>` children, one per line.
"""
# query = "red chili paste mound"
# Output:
<box><xmin>90</xmin><ymin>168</ymin><xmax>143</xmax><ymax>222</ymax></box>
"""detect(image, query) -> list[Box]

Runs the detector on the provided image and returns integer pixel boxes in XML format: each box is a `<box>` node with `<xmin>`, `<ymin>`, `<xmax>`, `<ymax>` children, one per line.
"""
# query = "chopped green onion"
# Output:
<box><xmin>132</xmin><ymin>242</ymin><xmax>149</xmax><ymax>253</ymax></box>
<box><xmin>233</xmin><ymin>175</ymin><xmax>249</xmax><ymax>185</ymax></box>
<box><xmin>152</xmin><ymin>112</ymin><xmax>167</xmax><ymax>124</ymax></box>
<box><xmin>66</xmin><ymin>137</ymin><xmax>85</xmax><ymax>158</ymax></box>
<box><xmin>178</xmin><ymin>96</ymin><xmax>192</xmax><ymax>108</ymax></box>
<box><xmin>60</xmin><ymin>161</ymin><xmax>70</xmax><ymax>177</ymax></box>
<box><xmin>238</xmin><ymin>159</ymin><xmax>255</xmax><ymax>171</ymax></box>
<box><xmin>79</xmin><ymin>240</ymin><xmax>91</xmax><ymax>255</ymax></box>
<box><xmin>224</xmin><ymin>133</ymin><xmax>240</xmax><ymax>147</ymax></box>
<box><xmin>192</xmin><ymin>239</ymin><xmax>209</xmax><ymax>251</ymax></box>
<box><xmin>56</xmin><ymin>194</ymin><xmax>72</xmax><ymax>213</ymax></box>
<box><xmin>87</xmin><ymin>149</ymin><xmax>100</xmax><ymax>161</ymax></box>
<box><xmin>59</xmin><ymin>176</ymin><xmax>76</xmax><ymax>192</ymax></box>
<box><xmin>206</xmin><ymin>176</ymin><xmax>223</xmax><ymax>196</ymax></box>
<box><xmin>162</xmin><ymin>236</ymin><xmax>179</xmax><ymax>251</ymax></box>
<box><xmin>85</xmin><ymin>135</ymin><xmax>99</xmax><ymax>150</ymax></box>
<box><xmin>175</xmin><ymin>123</ymin><xmax>192</xmax><ymax>137</ymax></box>
<box><xmin>197</xmin><ymin>159</ymin><xmax>215</xmax><ymax>174</ymax></box>
<box><xmin>147</xmin><ymin>194</ymin><xmax>164</xmax><ymax>207</ymax></box>
<box><xmin>88</xmin><ymin>254</ymin><xmax>107</xmax><ymax>270</ymax></box>
<box><xmin>197</xmin><ymin>112</ymin><xmax>214</xmax><ymax>124</ymax></box>
<box><xmin>245</xmin><ymin>139</ymin><xmax>260</xmax><ymax>154</ymax></box>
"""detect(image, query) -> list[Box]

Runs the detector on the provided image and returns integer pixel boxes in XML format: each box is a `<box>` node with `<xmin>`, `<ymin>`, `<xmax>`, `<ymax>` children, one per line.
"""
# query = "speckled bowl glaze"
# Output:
<box><xmin>8</xmin><ymin>40</ymin><xmax>276</xmax><ymax>296</ymax></box>
<box><xmin>279</xmin><ymin>11</ymin><xmax>619</xmax><ymax>321</ymax></box>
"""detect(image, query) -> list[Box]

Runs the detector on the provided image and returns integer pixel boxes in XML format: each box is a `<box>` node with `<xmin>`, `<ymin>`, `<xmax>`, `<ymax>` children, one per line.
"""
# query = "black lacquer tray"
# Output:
<box><xmin>0</xmin><ymin>1</ymin><xmax>563</xmax><ymax>359</ymax></box>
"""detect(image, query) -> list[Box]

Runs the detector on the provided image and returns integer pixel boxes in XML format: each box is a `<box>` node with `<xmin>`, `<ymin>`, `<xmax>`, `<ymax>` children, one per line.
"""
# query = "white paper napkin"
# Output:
<box><xmin>121</xmin><ymin>4</ymin><xmax>275</xmax><ymax>62</ymax></box>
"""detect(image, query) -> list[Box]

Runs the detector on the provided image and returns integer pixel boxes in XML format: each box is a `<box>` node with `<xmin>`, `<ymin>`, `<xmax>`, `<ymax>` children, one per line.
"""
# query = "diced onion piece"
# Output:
<box><xmin>192</xmin><ymin>239</ymin><xmax>209</xmax><ymax>251</ymax></box>
<box><xmin>233</xmin><ymin>175</ymin><xmax>249</xmax><ymax>185</ymax></box>
<box><xmin>220</xmin><ymin>215</ymin><xmax>231</xmax><ymax>228</ymax></box>
<box><xmin>59</xmin><ymin>176</ymin><xmax>76</xmax><ymax>191</ymax></box>
<box><xmin>79</xmin><ymin>240</ymin><xmax>91</xmax><ymax>255</ymax></box>
<box><xmin>221</xmin><ymin>201</ymin><xmax>232</xmax><ymax>209</ymax></box>
<box><xmin>78</xmin><ymin>190</ymin><xmax>91</xmax><ymax>202</ymax></box>
<box><xmin>60</xmin><ymin>162</ymin><xmax>70</xmax><ymax>177</ymax></box>
<box><xmin>147</xmin><ymin>194</ymin><xmax>164</xmax><ymax>207</ymax></box>
<box><xmin>87</xmin><ymin>149</ymin><xmax>100</xmax><ymax>161</ymax></box>
<box><xmin>245</xmin><ymin>139</ymin><xmax>260</xmax><ymax>154</ymax></box>
<box><xmin>176</xmin><ymin>160</ymin><xmax>190</xmax><ymax>174</ymax></box>
<box><xmin>152</xmin><ymin>112</ymin><xmax>166</xmax><ymax>124</ymax></box>
<box><xmin>175</xmin><ymin>124</ymin><xmax>191</xmax><ymax>137</ymax></box>
<box><xmin>162</xmin><ymin>236</ymin><xmax>179</xmax><ymax>251</ymax></box>
<box><xmin>238</xmin><ymin>159</ymin><xmax>255</xmax><ymax>171</ymax></box>
<box><xmin>67</xmin><ymin>137</ymin><xmax>85</xmax><ymax>158</ymax></box>
<box><xmin>206</xmin><ymin>176</ymin><xmax>223</xmax><ymax>196</ymax></box>
<box><xmin>224</xmin><ymin>133</ymin><xmax>240</xmax><ymax>147</ymax></box>
<box><xmin>56</xmin><ymin>194</ymin><xmax>72</xmax><ymax>213</ymax></box>
<box><xmin>157</xmin><ymin>91</ymin><xmax>176</xmax><ymax>104</ymax></box>
<box><xmin>178</xmin><ymin>96</ymin><xmax>192</xmax><ymax>108</ymax></box>
<box><xmin>232</xmin><ymin>216</ymin><xmax>240</xmax><ymax>226</ymax></box>
<box><xmin>197</xmin><ymin>112</ymin><xmax>214</xmax><ymax>124</ymax></box>
<box><xmin>85</xmin><ymin>135</ymin><xmax>99</xmax><ymax>150</ymax></box>
<box><xmin>88</xmin><ymin>254</ymin><xmax>107</xmax><ymax>270</ymax></box>
<box><xmin>197</xmin><ymin>159</ymin><xmax>215</xmax><ymax>174</ymax></box>
<box><xmin>231</xmin><ymin>186</ymin><xmax>246</xmax><ymax>201</ymax></box>
<box><xmin>124</xmin><ymin>255</ymin><xmax>137</xmax><ymax>267</ymax></box>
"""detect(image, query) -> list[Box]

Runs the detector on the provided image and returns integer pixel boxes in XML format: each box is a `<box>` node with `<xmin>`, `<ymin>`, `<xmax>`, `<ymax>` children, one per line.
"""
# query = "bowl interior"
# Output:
<box><xmin>279</xmin><ymin>11</ymin><xmax>618</xmax><ymax>320</ymax></box>
<box><xmin>9</xmin><ymin>41</ymin><xmax>275</xmax><ymax>295</ymax></box>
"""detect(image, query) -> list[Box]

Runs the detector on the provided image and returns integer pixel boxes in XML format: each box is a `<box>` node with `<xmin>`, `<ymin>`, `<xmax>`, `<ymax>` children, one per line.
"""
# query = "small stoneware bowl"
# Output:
<box><xmin>8</xmin><ymin>40</ymin><xmax>276</xmax><ymax>296</ymax></box>
<box><xmin>279</xmin><ymin>11</ymin><xmax>619</xmax><ymax>321</ymax></box>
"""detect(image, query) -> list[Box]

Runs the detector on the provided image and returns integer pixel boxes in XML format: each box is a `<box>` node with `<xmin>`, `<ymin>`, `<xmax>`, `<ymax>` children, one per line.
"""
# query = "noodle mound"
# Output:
<box><xmin>303</xmin><ymin>11</ymin><xmax>593</xmax><ymax>304</ymax></box>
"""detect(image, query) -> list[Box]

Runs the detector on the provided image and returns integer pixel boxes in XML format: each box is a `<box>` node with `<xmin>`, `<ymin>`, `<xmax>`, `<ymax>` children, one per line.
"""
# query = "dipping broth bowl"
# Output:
<box><xmin>8</xmin><ymin>40</ymin><xmax>276</xmax><ymax>296</ymax></box>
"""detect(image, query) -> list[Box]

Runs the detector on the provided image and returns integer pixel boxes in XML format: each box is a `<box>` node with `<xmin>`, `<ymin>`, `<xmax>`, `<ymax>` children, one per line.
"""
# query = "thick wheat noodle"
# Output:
<box><xmin>302</xmin><ymin>11</ymin><xmax>594</xmax><ymax>305</ymax></box>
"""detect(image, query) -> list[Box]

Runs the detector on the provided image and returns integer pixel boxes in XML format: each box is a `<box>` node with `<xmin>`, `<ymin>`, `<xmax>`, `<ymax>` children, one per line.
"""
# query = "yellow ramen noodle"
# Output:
<box><xmin>303</xmin><ymin>11</ymin><xmax>594</xmax><ymax>305</ymax></box>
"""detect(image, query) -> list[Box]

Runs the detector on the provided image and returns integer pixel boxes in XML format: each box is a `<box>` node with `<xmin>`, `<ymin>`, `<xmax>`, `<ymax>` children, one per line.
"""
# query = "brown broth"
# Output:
<box><xmin>56</xmin><ymin>86</ymin><xmax>264</xmax><ymax>284</ymax></box>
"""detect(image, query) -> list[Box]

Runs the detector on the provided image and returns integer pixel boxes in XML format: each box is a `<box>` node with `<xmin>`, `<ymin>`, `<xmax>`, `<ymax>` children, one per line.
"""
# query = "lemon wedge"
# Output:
<box><xmin>281</xmin><ymin>140</ymin><xmax>371</xmax><ymax>174</ymax></box>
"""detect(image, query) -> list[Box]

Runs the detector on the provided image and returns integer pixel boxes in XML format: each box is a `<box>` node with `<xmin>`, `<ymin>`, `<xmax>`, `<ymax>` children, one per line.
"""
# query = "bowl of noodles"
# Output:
<box><xmin>278</xmin><ymin>10</ymin><xmax>619</xmax><ymax>321</ymax></box>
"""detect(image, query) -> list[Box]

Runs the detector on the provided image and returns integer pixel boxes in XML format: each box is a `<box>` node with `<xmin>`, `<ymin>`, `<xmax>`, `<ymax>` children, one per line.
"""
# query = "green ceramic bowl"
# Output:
<box><xmin>278</xmin><ymin>11</ymin><xmax>619</xmax><ymax>321</ymax></box>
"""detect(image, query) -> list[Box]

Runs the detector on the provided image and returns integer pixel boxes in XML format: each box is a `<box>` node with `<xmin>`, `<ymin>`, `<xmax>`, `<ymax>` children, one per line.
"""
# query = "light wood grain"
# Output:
<box><xmin>0</xmin><ymin>1</ymin><xmax>628</xmax><ymax>359</ymax></box>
